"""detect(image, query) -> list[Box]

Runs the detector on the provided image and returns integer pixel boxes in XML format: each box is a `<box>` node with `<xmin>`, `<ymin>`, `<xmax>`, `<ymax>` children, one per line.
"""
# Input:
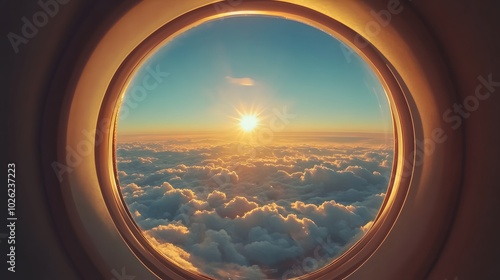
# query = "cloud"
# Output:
<box><xmin>116</xmin><ymin>140</ymin><xmax>393</xmax><ymax>279</ymax></box>
<box><xmin>207</xmin><ymin>190</ymin><xmax>227</xmax><ymax>208</ymax></box>
<box><xmin>225</xmin><ymin>76</ymin><xmax>256</xmax><ymax>86</ymax></box>
<box><xmin>216</xmin><ymin>196</ymin><xmax>259</xmax><ymax>219</ymax></box>
<box><xmin>147</xmin><ymin>223</ymin><xmax>189</xmax><ymax>244</ymax></box>
<box><xmin>145</xmin><ymin>233</ymin><xmax>200</xmax><ymax>273</ymax></box>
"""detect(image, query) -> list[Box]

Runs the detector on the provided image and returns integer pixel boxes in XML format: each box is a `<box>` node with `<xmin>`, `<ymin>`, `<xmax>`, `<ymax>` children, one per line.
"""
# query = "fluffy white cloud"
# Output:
<box><xmin>116</xmin><ymin>140</ymin><xmax>393</xmax><ymax>279</ymax></box>
<box><xmin>207</xmin><ymin>190</ymin><xmax>227</xmax><ymax>208</ymax></box>
<box><xmin>147</xmin><ymin>223</ymin><xmax>189</xmax><ymax>244</ymax></box>
<box><xmin>217</xmin><ymin>196</ymin><xmax>259</xmax><ymax>219</ymax></box>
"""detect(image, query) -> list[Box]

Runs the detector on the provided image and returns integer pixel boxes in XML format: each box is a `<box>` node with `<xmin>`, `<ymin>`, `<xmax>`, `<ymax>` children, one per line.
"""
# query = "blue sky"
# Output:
<box><xmin>117</xmin><ymin>15</ymin><xmax>392</xmax><ymax>136</ymax></box>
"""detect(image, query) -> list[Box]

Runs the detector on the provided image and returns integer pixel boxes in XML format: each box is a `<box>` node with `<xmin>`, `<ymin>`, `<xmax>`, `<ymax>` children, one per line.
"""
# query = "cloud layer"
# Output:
<box><xmin>117</xmin><ymin>139</ymin><xmax>392</xmax><ymax>279</ymax></box>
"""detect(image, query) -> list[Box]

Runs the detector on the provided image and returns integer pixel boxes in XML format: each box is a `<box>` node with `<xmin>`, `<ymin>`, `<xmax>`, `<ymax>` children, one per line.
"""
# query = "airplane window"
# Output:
<box><xmin>114</xmin><ymin>15</ymin><xmax>394</xmax><ymax>279</ymax></box>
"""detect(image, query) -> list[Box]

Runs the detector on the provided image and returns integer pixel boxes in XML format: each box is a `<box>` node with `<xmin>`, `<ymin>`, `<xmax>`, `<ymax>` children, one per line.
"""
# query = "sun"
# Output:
<box><xmin>240</xmin><ymin>115</ymin><xmax>258</xmax><ymax>132</ymax></box>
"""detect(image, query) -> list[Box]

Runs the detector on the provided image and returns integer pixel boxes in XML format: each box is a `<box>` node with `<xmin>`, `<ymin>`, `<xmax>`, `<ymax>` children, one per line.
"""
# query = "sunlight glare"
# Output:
<box><xmin>240</xmin><ymin>115</ymin><xmax>258</xmax><ymax>132</ymax></box>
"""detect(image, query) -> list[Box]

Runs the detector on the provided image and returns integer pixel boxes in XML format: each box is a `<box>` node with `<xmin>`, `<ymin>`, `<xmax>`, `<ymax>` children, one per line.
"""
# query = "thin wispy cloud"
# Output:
<box><xmin>225</xmin><ymin>76</ymin><xmax>256</xmax><ymax>87</ymax></box>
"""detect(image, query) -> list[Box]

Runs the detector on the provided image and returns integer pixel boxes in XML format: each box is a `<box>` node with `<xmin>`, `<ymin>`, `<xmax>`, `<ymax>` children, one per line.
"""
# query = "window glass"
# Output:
<box><xmin>116</xmin><ymin>16</ymin><xmax>393</xmax><ymax>279</ymax></box>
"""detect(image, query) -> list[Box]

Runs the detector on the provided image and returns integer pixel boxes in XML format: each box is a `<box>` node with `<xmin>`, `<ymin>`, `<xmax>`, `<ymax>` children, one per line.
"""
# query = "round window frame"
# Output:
<box><xmin>48</xmin><ymin>0</ymin><xmax>463</xmax><ymax>279</ymax></box>
<box><xmin>103</xmin><ymin>5</ymin><xmax>406</xmax><ymax>280</ymax></box>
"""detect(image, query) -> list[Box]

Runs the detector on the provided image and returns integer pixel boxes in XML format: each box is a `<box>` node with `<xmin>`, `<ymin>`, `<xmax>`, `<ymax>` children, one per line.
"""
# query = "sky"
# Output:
<box><xmin>117</xmin><ymin>15</ymin><xmax>393</xmax><ymax>136</ymax></box>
